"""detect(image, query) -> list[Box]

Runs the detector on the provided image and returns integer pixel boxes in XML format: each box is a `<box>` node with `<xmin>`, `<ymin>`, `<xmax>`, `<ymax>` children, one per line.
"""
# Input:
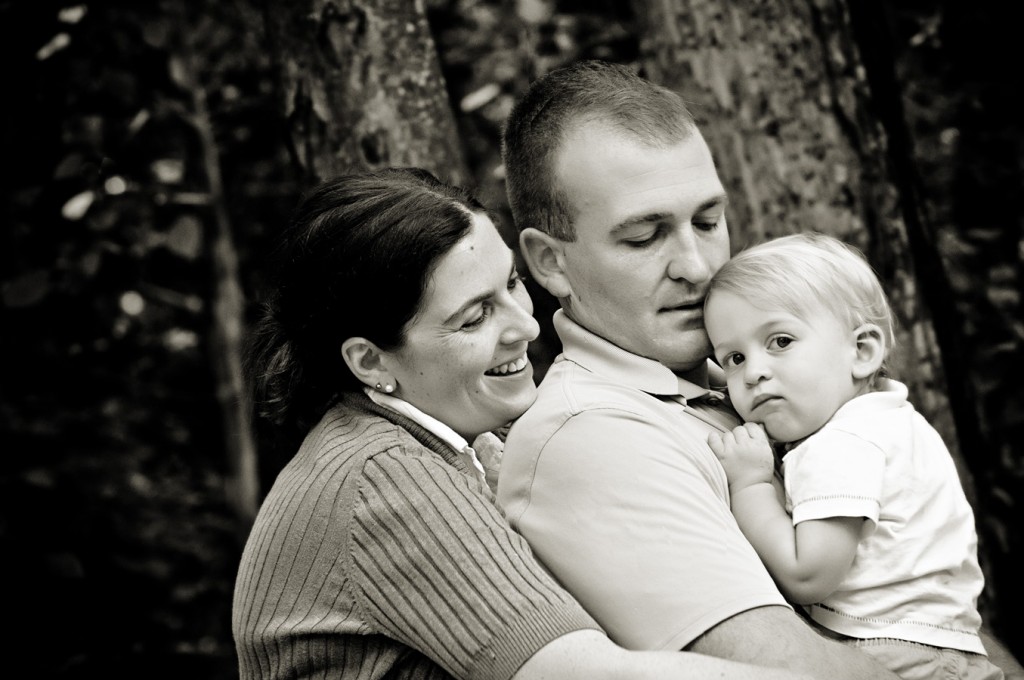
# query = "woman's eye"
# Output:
<box><xmin>461</xmin><ymin>306</ymin><xmax>491</xmax><ymax>330</ymax></box>
<box><xmin>507</xmin><ymin>273</ymin><xmax>526</xmax><ymax>291</ymax></box>
<box><xmin>693</xmin><ymin>218</ymin><xmax>719</xmax><ymax>232</ymax></box>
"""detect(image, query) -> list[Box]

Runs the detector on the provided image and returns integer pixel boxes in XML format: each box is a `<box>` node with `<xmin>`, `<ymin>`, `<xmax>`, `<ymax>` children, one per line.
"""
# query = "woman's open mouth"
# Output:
<box><xmin>485</xmin><ymin>354</ymin><xmax>529</xmax><ymax>376</ymax></box>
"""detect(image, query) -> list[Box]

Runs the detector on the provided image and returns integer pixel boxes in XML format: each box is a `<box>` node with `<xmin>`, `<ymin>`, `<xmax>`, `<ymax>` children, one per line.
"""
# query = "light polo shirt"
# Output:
<box><xmin>783</xmin><ymin>379</ymin><xmax>986</xmax><ymax>654</ymax></box>
<box><xmin>497</xmin><ymin>310</ymin><xmax>788</xmax><ymax>652</ymax></box>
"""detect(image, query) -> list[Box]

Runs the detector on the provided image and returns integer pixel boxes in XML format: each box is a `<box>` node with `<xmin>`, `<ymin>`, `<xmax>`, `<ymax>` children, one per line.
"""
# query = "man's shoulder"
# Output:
<box><xmin>529</xmin><ymin>356</ymin><xmax>661</xmax><ymax>416</ymax></box>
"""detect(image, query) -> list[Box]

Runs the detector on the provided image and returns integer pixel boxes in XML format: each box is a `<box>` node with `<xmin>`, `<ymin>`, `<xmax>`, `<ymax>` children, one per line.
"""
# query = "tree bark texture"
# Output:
<box><xmin>633</xmin><ymin>0</ymin><xmax>965</xmax><ymax>478</ymax></box>
<box><xmin>263</xmin><ymin>0</ymin><xmax>469</xmax><ymax>184</ymax></box>
<box><xmin>185</xmin><ymin>54</ymin><xmax>262</xmax><ymax>525</ymax></box>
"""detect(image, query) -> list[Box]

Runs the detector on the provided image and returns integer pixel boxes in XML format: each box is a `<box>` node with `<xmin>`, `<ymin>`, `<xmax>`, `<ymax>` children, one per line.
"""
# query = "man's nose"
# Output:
<box><xmin>666</xmin><ymin>227</ymin><xmax>712</xmax><ymax>283</ymax></box>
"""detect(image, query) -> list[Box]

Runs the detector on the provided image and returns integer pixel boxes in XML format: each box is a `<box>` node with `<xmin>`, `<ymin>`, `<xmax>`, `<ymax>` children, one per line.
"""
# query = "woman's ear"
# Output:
<box><xmin>340</xmin><ymin>337</ymin><xmax>389</xmax><ymax>389</ymax></box>
<box><xmin>519</xmin><ymin>228</ymin><xmax>573</xmax><ymax>299</ymax></box>
<box><xmin>851</xmin><ymin>323</ymin><xmax>885</xmax><ymax>380</ymax></box>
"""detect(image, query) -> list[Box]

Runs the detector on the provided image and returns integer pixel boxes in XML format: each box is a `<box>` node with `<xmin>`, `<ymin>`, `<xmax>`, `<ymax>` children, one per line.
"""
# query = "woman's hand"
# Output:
<box><xmin>708</xmin><ymin>422</ymin><xmax>775</xmax><ymax>492</ymax></box>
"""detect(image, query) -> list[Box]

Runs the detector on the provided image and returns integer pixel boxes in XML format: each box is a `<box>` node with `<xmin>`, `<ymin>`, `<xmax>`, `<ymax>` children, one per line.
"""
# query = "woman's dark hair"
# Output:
<box><xmin>247</xmin><ymin>167</ymin><xmax>487</xmax><ymax>440</ymax></box>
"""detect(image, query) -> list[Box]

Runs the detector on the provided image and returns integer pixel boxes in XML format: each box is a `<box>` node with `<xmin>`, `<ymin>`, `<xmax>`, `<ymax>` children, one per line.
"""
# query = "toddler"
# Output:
<box><xmin>704</xmin><ymin>232</ymin><xmax>1003</xmax><ymax>680</ymax></box>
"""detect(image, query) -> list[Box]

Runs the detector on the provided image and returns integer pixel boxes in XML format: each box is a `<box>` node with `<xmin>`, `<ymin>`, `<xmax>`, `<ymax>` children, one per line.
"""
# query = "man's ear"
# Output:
<box><xmin>851</xmin><ymin>323</ymin><xmax>885</xmax><ymax>380</ymax></box>
<box><xmin>340</xmin><ymin>337</ymin><xmax>390</xmax><ymax>388</ymax></box>
<box><xmin>519</xmin><ymin>227</ymin><xmax>573</xmax><ymax>299</ymax></box>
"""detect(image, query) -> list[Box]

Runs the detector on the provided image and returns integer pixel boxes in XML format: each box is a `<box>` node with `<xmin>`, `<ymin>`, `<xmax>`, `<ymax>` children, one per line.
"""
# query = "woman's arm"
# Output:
<box><xmin>514</xmin><ymin>629</ymin><xmax>813</xmax><ymax>680</ymax></box>
<box><xmin>709</xmin><ymin>423</ymin><xmax>861</xmax><ymax>604</ymax></box>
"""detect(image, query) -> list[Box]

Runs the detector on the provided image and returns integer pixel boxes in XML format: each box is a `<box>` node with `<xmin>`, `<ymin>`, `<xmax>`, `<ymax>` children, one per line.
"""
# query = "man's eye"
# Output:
<box><xmin>625</xmin><ymin>231</ymin><xmax>660</xmax><ymax>248</ymax></box>
<box><xmin>693</xmin><ymin>217</ymin><xmax>720</xmax><ymax>231</ymax></box>
<box><xmin>507</xmin><ymin>273</ymin><xmax>526</xmax><ymax>291</ymax></box>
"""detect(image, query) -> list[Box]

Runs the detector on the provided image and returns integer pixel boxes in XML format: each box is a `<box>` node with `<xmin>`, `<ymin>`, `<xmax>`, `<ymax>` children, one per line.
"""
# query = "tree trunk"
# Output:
<box><xmin>632</xmin><ymin>0</ymin><xmax>995</xmax><ymax>618</ymax></box>
<box><xmin>262</xmin><ymin>0</ymin><xmax>469</xmax><ymax>184</ymax></box>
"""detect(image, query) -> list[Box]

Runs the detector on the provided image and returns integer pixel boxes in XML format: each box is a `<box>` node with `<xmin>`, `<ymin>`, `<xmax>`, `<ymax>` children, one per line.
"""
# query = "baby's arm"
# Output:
<box><xmin>708</xmin><ymin>424</ymin><xmax>862</xmax><ymax>605</ymax></box>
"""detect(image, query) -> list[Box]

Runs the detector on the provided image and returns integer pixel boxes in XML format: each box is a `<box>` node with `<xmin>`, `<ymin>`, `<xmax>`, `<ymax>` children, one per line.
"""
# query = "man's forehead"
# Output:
<box><xmin>556</xmin><ymin>129</ymin><xmax>722</xmax><ymax>217</ymax></box>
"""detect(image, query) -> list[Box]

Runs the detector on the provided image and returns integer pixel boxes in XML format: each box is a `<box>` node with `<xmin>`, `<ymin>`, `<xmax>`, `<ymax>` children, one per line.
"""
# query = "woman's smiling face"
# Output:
<box><xmin>382</xmin><ymin>211</ymin><xmax>540</xmax><ymax>440</ymax></box>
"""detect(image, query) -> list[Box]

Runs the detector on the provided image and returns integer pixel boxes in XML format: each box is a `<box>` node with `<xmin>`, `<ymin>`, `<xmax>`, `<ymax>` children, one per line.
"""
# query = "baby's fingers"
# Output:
<box><xmin>707</xmin><ymin>431</ymin><xmax>725</xmax><ymax>457</ymax></box>
<box><xmin>742</xmin><ymin>421</ymin><xmax>769</xmax><ymax>443</ymax></box>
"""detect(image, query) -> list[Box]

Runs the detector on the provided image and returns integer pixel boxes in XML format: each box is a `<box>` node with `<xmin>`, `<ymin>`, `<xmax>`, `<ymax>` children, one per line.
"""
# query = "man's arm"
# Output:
<box><xmin>688</xmin><ymin>605</ymin><xmax>900</xmax><ymax>680</ymax></box>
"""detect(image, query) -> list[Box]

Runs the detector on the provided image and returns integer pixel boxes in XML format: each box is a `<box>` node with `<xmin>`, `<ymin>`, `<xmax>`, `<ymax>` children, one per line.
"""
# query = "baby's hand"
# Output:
<box><xmin>707</xmin><ymin>423</ymin><xmax>775</xmax><ymax>492</ymax></box>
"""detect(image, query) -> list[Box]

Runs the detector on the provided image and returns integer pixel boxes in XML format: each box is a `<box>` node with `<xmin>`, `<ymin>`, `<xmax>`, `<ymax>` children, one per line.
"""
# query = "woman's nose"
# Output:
<box><xmin>500</xmin><ymin>296</ymin><xmax>540</xmax><ymax>345</ymax></box>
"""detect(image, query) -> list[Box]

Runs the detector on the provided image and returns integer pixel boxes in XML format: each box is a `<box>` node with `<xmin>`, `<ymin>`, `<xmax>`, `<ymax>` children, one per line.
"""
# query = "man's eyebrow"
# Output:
<box><xmin>441</xmin><ymin>258</ymin><xmax>517</xmax><ymax>326</ymax></box>
<box><xmin>609</xmin><ymin>195</ymin><xmax>729</xmax><ymax>236</ymax></box>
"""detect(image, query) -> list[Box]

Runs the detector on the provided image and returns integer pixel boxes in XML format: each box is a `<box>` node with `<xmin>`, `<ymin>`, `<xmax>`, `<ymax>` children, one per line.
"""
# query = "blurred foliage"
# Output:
<box><xmin>1</xmin><ymin>0</ymin><xmax>296</xmax><ymax>676</ymax></box>
<box><xmin>0</xmin><ymin>0</ymin><xmax>1020</xmax><ymax>676</ymax></box>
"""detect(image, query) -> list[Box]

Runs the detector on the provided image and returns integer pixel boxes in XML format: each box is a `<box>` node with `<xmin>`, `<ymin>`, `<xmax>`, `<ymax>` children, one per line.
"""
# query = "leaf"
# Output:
<box><xmin>36</xmin><ymin>32</ymin><xmax>71</xmax><ymax>60</ymax></box>
<box><xmin>119</xmin><ymin>290</ymin><xmax>146</xmax><ymax>316</ymax></box>
<box><xmin>80</xmin><ymin>250</ymin><xmax>102</xmax><ymax>278</ymax></box>
<box><xmin>460</xmin><ymin>83</ymin><xmax>501</xmax><ymax>112</ymax></box>
<box><xmin>515</xmin><ymin>0</ymin><xmax>552</xmax><ymax>24</ymax></box>
<box><xmin>61</xmin><ymin>190</ymin><xmax>95</xmax><ymax>220</ymax></box>
<box><xmin>151</xmin><ymin>159</ymin><xmax>186</xmax><ymax>184</ymax></box>
<box><xmin>165</xmin><ymin>215</ymin><xmax>204</xmax><ymax>260</ymax></box>
<box><xmin>2</xmin><ymin>270</ymin><xmax>50</xmax><ymax>308</ymax></box>
<box><xmin>168</xmin><ymin>55</ymin><xmax>191</xmax><ymax>90</ymax></box>
<box><xmin>58</xmin><ymin>5</ymin><xmax>88</xmax><ymax>24</ymax></box>
<box><xmin>53</xmin><ymin>153</ymin><xmax>84</xmax><ymax>180</ymax></box>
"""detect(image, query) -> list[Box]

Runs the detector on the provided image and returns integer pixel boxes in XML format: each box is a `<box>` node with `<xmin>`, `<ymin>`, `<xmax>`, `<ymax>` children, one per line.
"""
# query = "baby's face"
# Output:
<box><xmin>704</xmin><ymin>291</ymin><xmax>863</xmax><ymax>443</ymax></box>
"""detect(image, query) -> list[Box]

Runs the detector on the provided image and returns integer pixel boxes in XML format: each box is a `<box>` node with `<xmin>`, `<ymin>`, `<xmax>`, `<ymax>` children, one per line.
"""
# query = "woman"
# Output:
<box><xmin>232</xmin><ymin>167</ymin><xmax>805</xmax><ymax>680</ymax></box>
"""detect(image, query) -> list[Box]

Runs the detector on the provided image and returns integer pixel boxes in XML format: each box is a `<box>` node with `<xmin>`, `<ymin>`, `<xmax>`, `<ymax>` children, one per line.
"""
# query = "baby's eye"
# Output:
<box><xmin>722</xmin><ymin>352</ymin><xmax>745</xmax><ymax>368</ymax></box>
<box><xmin>768</xmin><ymin>335</ymin><xmax>794</xmax><ymax>350</ymax></box>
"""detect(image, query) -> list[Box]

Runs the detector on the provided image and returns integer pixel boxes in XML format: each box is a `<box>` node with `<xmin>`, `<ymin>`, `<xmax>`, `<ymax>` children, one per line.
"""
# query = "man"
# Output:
<box><xmin>496</xmin><ymin>60</ymin><xmax>894</xmax><ymax>679</ymax></box>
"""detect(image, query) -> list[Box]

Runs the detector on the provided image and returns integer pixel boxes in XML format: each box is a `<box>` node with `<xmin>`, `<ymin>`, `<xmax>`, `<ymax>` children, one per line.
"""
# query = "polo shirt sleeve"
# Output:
<box><xmin>506</xmin><ymin>406</ymin><xmax>787</xmax><ymax>652</ymax></box>
<box><xmin>347</xmin><ymin>448</ymin><xmax>600</xmax><ymax>680</ymax></box>
<box><xmin>783</xmin><ymin>429</ymin><xmax>885</xmax><ymax>533</ymax></box>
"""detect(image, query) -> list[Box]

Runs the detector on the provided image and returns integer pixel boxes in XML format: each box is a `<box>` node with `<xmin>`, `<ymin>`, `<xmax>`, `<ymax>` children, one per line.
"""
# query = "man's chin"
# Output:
<box><xmin>656</xmin><ymin>334</ymin><xmax>713</xmax><ymax>371</ymax></box>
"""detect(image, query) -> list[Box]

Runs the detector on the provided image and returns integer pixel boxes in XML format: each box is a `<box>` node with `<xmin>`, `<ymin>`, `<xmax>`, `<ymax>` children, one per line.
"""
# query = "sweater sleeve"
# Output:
<box><xmin>346</xmin><ymin>447</ymin><xmax>600</xmax><ymax>680</ymax></box>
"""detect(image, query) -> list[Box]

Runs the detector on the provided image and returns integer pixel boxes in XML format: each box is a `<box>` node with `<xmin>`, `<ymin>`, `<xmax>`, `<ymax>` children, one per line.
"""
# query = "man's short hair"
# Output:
<box><xmin>502</xmin><ymin>60</ymin><xmax>698</xmax><ymax>241</ymax></box>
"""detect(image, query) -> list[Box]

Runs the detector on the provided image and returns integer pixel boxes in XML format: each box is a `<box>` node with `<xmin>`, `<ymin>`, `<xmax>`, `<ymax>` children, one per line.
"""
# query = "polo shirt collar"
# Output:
<box><xmin>553</xmin><ymin>309</ymin><xmax>726</xmax><ymax>402</ymax></box>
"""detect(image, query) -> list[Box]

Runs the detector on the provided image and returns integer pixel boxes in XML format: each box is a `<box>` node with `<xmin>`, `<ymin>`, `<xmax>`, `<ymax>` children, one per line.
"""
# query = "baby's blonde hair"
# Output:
<box><xmin>707</xmin><ymin>232</ymin><xmax>896</xmax><ymax>379</ymax></box>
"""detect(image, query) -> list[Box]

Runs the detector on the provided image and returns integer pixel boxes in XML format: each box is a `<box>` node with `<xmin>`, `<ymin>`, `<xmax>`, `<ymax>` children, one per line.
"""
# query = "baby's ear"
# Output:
<box><xmin>851</xmin><ymin>324</ymin><xmax>885</xmax><ymax>380</ymax></box>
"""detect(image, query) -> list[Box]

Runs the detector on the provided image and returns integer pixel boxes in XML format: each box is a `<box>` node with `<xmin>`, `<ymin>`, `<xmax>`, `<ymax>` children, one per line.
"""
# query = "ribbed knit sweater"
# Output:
<box><xmin>232</xmin><ymin>392</ymin><xmax>599</xmax><ymax>680</ymax></box>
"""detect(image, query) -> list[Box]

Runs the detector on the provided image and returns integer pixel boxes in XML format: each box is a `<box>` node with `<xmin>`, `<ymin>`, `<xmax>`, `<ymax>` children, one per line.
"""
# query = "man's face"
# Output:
<box><xmin>552</xmin><ymin>122</ymin><xmax>730</xmax><ymax>372</ymax></box>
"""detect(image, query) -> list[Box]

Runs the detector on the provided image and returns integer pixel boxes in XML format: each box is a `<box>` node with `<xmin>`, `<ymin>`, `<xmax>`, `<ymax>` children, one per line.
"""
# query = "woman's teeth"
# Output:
<box><xmin>485</xmin><ymin>355</ymin><xmax>528</xmax><ymax>376</ymax></box>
